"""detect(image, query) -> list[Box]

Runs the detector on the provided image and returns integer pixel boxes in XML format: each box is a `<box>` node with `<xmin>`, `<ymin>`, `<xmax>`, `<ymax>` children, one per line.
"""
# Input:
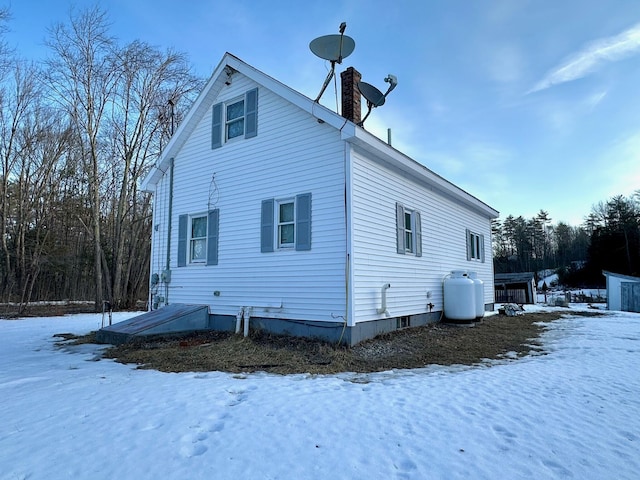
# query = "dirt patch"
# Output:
<box><xmin>77</xmin><ymin>311</ymin><xmax>599</xmax><ymax>375</ymax></box>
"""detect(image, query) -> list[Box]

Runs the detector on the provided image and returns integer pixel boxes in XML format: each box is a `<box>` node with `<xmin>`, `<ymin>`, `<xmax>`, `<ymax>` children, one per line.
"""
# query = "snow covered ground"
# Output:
<box><xmin>1</xmin><ymin>306</ymin><xmax>639</xmax><ymax>479</ymax></box>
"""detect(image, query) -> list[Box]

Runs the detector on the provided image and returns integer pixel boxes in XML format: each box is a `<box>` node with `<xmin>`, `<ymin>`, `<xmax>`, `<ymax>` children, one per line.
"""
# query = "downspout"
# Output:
<box><xmin>343</xmin><ymin>141</ymin><xmax>355</xmax><ymax>330</ymax></box>
<box><xmin>164</xmin><ymin>157</ymin><xmax>174</xmax><ymax>305</ymax></box>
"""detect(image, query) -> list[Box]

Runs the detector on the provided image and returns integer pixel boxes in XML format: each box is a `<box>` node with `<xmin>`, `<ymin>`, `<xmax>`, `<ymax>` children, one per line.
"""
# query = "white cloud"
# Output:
<box><xmin>529</xmin><ymin>21</ymin><xmax>640</xmax><ymax>93</ymax></box>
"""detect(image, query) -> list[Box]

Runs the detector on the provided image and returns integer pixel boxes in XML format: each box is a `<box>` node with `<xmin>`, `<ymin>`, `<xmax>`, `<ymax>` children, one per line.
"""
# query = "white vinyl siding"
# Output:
<box><xmin>155</xmin><ymin>74</ymin><xmax>345</xmax><ymax>321</ymax></box>
<box><xmin>350</xmin><ymin>148</ymin><xmax>494</xmax><ymax>323</ymax></box>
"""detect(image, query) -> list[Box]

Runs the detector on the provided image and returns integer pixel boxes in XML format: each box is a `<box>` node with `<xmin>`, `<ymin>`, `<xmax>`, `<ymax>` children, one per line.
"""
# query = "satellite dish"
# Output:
<box><xmin>310</xmin><ymin>34</ymin><xmax>355</xmax><ymax>63</ymax></box>
<box><xmin>358</xmin><ymin>82</ymin><xmax>386</xmax><ymax>108</ymax></box>
<box><xmin>310</xmin><ymin>22</ymin><xmax>356</xmax><ymax>102</ymax></box>
<box><xmin>357</xmin><ymin>74</ymin><xmax>398</xmax><ymax>126</ymax></box>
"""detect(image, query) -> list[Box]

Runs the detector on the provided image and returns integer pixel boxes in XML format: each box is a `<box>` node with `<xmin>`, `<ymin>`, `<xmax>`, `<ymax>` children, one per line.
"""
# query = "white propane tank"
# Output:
<box><xmin>467</xmin><ymin>271</ymin><xmax>485</xmax><ymax>319</ymax></box>
<box><xmin>443</xmin><ymin>270</ymin><xmax>476</xmax><ymax>321</ymax></box>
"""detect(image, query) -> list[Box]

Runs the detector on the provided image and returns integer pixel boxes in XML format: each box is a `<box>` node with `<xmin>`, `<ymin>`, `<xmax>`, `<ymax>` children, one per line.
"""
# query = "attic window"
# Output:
<box><xmin>225</xmin><ymin>98</ymin><xmax>245</xmax><ymax>140</ymax></box>
<box><xmin>211</xmin><ymin>88</ymin><xmax>258</xmax><ymax>149</ymax></box>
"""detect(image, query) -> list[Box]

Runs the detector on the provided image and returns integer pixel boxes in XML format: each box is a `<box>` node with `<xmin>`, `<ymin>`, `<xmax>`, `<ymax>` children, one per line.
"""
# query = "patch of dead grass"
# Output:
<box><xmin>85</xmin><ymin>311</ymin><xmax>592</xmax><ymax>374</ymax></box>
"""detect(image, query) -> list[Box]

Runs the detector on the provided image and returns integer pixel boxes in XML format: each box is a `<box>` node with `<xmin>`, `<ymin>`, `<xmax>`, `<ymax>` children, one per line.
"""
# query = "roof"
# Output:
<box><xmin>495</xmin><ymin>272</ymin><xmax>536</xmax><ymax>284</ymax></box>
<box><xmin>602</xmin><ymin>270</ymin><xmax>640</xmax><ymax>282</ymax></box>
<box><xmin>141</xmin><ymin>53</ymin><xmax>499</xmax><ymax>219</ymax></box>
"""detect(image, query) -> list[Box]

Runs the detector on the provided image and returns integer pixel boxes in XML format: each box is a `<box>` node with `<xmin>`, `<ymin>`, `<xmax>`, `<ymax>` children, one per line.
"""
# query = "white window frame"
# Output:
<box><xmin>225</xmin><ymin>96</ymin><xmax>245</xmax><ymax>141</ymax></box>
<box><xmin>189</xmin><ymin>214</ymin><xmax>208</xmax><ymax>264</ymax></box>
<box><xmin>468</xmin><ymin>230</ymin><xmax>484</xmax><ymax>261</ymax></box>
<box><xmin>404</xmin><ymin>209</ymin><xmax>415</xmax><ymax>254</ymax></box>
<box><xmin>276</xmin><ymin>198</ymin><xmax>296</xmax><ymax>249</ymax></box>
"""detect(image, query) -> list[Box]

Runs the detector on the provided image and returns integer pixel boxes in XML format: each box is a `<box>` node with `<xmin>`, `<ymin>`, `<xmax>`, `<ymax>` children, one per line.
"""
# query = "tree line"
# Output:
<box><xmin>0</xmin><ymin>7</ymin><xmax>203</xmax><ymax>313</ymax></box>
<box><xmin>493</xmin><ymin>193</ymin><xmax>640</xmax><ymax>287</ymax></box>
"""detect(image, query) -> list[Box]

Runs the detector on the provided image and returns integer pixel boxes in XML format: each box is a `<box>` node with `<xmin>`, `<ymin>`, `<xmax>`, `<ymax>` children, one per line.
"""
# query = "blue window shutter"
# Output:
<box><xmin>245</xmin><ymin>88</ymin><xmax>258</xmax><ymax>139</ymax></box>
<box><xmin>212</xmin><ymin>102</ymin><xmax>223</xmax><ymax>149</ymax></box>
<box><xmin>178</xmin><ymin>214</ymin><xmax>187</xmax><ymax>267</ymax></box>
<box><xmin>261</xmin><ymin>199</ymin><xmax>274</xmax><ymax>253</ymax></box>
<box><xmin>480</xmin><ymin>234</ymin><xmax>485</xmax><ymax>263</ymax></box>
<box><xmin>415</xmin><ymin>211</ymin><xmax>422</xmax><ymax>257</ymax></box>
<box><xmin>396</xmin><ymin>203</ymin><xmax>405</xmax><ymax>254</ymax></box>
<box><xmin>465</xmin><ymin>228</ymin><xmax>471</xmax><ymax>261</ymax></box>
<box><xmin>295</xmin><ymin>193</ymin><xmax>312</xmax><ymax>251</ymax></box>
<box><xmin>207</xmin><ymin>209</ymin><xmax>219</xmax><ymax>265</ymax></box>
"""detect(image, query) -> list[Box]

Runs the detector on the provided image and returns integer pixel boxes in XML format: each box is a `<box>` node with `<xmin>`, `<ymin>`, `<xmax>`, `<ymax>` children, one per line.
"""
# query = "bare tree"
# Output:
<box><xmin>0</xmin><ymin>62</ymin><xmax>42</xmax><ymax>302</ymax></box>
<box><xmin>44</xmin><ymin>6</ymin><xmax>119</xmax><ymax>310</ymax></box>
<box><xmin>104</xmin><ymin>40</ymin><xmax>201</xmax><ymax>307</ymax></box>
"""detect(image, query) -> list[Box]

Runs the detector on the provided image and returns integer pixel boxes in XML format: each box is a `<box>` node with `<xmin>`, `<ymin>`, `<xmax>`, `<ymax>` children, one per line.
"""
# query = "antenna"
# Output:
<box><xmin>357</xmin><ymin>74</ymin><xmax>398</xmax><ymax>126</ymax></box>
<box><xmin>310</xmin><ymin>22</ymin><xmax>355</xmax><ymax>103</ymax></box>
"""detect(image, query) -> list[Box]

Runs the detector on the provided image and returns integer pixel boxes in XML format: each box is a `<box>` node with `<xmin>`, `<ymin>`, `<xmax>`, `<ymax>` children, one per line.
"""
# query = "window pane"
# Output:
<box><xmin>279</xmin><ymin>202</ymin><xmax>294</xmax><ymax>222</ymax></box>
<box><xmin>279</xmin><ymin>224</ymin><xmax>294</xmax><ymax>245</ymax></box>
<box><xmin>405</xmin><ymin>212</ymin><xmax>412</xmax><ymax>230</ymax></box>
<box><xmin>226</xmin><ymin>100</ymin><xmax>244</xmax><ymax>121</ymax></box>
<box><xmin>405</xmin><ymin>231</ymin><xmax>413</xmax><ymax>252</ymax></box>
<box><xmin>191</xmin><ymin>239</ymin><xmax>206</xmax><ymax>260</ymax></box>
<box><xmin>227</xmin><ymin>119</ymin><xmax>244</xmax><ymax>139</ymax></box>
<box><xmin>192</xmin><ymin>217</ymin><xmax>207</xmax><ymax>238</ymax></box>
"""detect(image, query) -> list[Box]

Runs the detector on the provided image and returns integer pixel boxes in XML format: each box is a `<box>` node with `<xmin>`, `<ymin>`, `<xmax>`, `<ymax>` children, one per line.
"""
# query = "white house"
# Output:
<box><xmin>603</xmin><ymin>270</ymin><xmax>640</xmax><ymax>312</ymax></box>
<box><xmin>133</xmin><ymin>53</ymin><xmax>498</xmax><ymax>345</ymax></box>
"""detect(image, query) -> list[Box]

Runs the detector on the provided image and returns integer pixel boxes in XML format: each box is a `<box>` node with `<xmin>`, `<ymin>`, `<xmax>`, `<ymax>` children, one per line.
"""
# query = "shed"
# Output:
<box><xmin>603</xmin><ymin>270</ymin><xmax>640</xmax><ymax>313</ymax></box>
<box><xmin>494</xmin><ymin>272</ymin><xmax>537</xmax><ymax>304</ymax></box>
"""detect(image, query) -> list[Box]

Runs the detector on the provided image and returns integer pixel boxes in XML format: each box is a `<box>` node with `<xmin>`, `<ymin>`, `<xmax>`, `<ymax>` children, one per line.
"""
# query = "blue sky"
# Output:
<box><xmin>5</xmin><ymin>0</ymin><xmax>640</xmax><ymax>226</ymax></box>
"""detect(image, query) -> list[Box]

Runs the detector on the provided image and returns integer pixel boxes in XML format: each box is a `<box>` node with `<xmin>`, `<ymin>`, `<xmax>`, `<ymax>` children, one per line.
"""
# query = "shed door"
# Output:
<box><xmin>621</xmin><ymin>282</ymin><xmax>640</xmax><ymax>313</ymax></box>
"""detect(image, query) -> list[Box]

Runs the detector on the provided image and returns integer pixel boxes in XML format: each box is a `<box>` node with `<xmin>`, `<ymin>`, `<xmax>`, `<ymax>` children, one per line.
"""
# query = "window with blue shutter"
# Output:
<box><xmin>261</xmin><ymin>194</ymin><xmax>312</xmax><ymax>252</ymax></box>
<box><xmin>396</xmin><ymin>203</ymin><xmax>422</xmax><ymax>256</ymax></box>
<box><xmin>212</xmin><ymin>88</ymin><xmax>258</xmax><ymax>148</ymax></box>
<box><xmin>178</xmin><ymin>211</ymin><xmax>220</xmax><ymax>266</ymax></box>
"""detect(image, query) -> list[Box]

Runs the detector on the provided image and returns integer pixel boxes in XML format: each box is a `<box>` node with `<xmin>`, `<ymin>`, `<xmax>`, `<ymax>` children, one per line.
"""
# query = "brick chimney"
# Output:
<box><xmin>341</xmin><ymin>67</ymin><xmax>362</xmax><ymax>124</ymax></box>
